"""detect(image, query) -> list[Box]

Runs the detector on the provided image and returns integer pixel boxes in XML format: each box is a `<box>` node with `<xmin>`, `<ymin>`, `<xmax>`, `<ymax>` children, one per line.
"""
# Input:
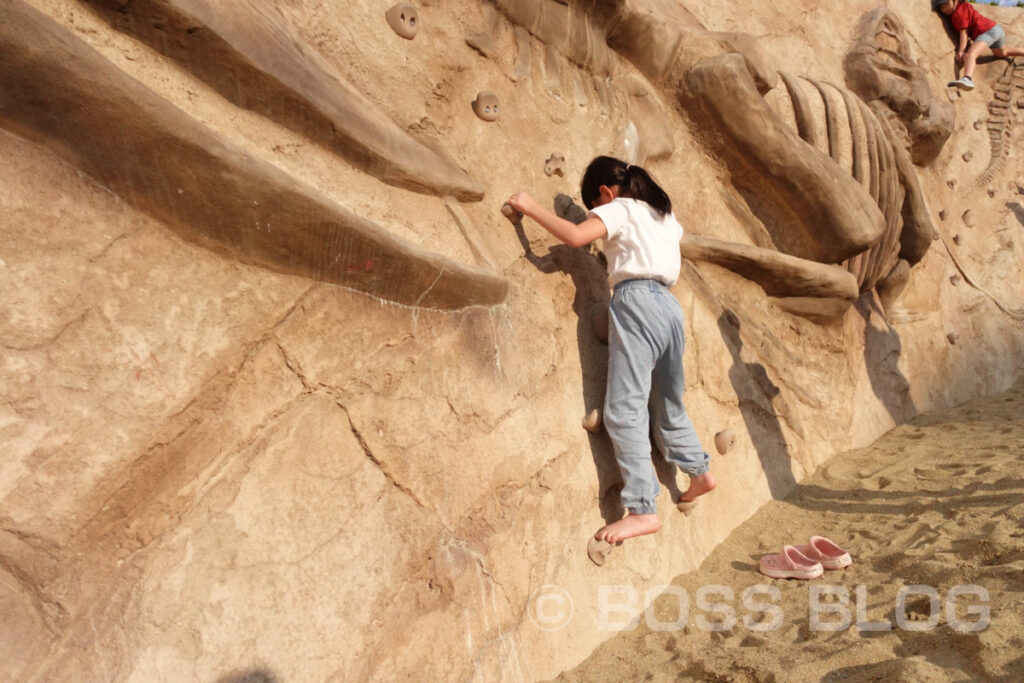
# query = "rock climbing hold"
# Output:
<box><xmin>472</xmin><ymin>91</ymin><xmax>500</xmax><ymax>122</ymax></box>
<box><xmin>500</xmin><ymin>203</ymin><xmax>522</xmax><ymax>223</ymax></box>
<box><xmin>962</xmin><ymin>150</ymin><xmax>973</xmax><ymax>162</ymax></box>
<box><xmin>974</xmin><ymin>119</ymin><xmax>984</xmax><ymax>130</ymax></box>
<box><xmin>947</xmin><ymin>332</ymin><xmax>959</xmax><ymax>345</ymax></box>
<box><xmin>582</xmin><ymin>409</ymin><xmax>602</xmax><ymax>433</ymax></box>
<box><xmin>714</xmin><ymin>429</ymin><xmax>735</xmax><ymax>455</ymax></box>
<box><xmin>385</xmin><ymin>3</ymin><xmax>418</xmax><ymax>40</ymax></box>
<box><xmin>938</xmin><ymin>209</ymin><xmax>947</xmax><ymax>221</ymax></box>
<box><xmin>953</xmin><ymin>234</ymin><xmax>962</xmax><ymax>245</ymax></box>
<box><xmin>987</xmin><ymin>187</ymin><xmax>996</xmax><ymax>198</ymax></box>
<box><xmin>950</xmin><ymin>274</ymin><xmax>961</xmax><ymax>286</ymax></box>
<box><xmin>544</xmin><ymin>153</ymin><xmax>566</xmax><ymax>177</ymax></box>
<box><xmin>962</xmin><ymin>209</ymin><xmax>976</xmax><ymax>228</ymax></box>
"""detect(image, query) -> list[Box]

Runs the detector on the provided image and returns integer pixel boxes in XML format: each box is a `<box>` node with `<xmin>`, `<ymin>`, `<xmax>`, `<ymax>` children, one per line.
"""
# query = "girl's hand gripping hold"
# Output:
<box><xmin>505</xmin><ymin>191</ymin><xmax>607</xmax><ymax>248</ymax></box>
<box><xmin>506</xmin><ymin>192</ymin><xmax>539</xmax><ymax>219</ymax></box>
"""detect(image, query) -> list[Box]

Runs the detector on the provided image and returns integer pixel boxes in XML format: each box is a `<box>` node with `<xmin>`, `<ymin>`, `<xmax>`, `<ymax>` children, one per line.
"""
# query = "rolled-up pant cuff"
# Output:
<box><xmin>627</xmin><ymin>505</ymin><xmax>658</xmax><ymax>515</ymax></box>
<box><xmin>679</xmin><ymin>461</ymin><xmax>710</xmax><ymax>478</ymax></box>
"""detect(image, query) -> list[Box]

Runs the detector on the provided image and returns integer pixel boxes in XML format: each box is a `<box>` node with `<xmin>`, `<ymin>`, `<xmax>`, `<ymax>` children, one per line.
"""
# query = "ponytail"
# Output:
<box><xmin>580</xmin><ymin>156</ymin><xmax>672</xmax><ymax>217</ymax></box>
<box><xmin>625</xmin><ymin>163</ymin><xmax>673</xmax><ymax>217</ymax></box>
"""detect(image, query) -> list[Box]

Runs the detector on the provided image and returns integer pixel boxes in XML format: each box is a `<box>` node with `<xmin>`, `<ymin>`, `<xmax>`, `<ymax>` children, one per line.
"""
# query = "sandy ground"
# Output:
<box><xmin>554</xmin><ymin>379</ymin><xmax>1024</xmax><ymax>682</ymax></box>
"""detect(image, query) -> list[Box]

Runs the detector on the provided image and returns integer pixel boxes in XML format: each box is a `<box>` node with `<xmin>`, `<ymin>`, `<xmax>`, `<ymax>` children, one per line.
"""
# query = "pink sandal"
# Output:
<box><xmin>759</xmin><ymin>545</ymin><xmax>823</xmax><ymax>580</ymax></box>
<box><xmin>794</xmin><ymin>536</ymin><xmax>852</xmax><ymax>570</ymax></box>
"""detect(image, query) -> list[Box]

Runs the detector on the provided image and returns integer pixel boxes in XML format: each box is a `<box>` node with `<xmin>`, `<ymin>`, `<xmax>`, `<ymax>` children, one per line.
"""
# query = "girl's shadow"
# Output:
<box><xmin>512</xmin><ymin>195</ymin><xmax>624</xmax><ymax>524</ymax></box>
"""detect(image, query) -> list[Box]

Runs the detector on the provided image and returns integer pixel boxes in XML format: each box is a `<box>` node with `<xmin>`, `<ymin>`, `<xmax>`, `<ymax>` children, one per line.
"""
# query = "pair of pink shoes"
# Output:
<box><xmin>759</xmin><ymin>536</ymin><xmax>851</xmax><ymax>580</ymax></box>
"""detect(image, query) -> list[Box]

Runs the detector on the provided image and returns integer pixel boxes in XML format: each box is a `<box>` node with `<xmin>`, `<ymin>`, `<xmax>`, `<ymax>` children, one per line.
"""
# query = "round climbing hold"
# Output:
<box><xmin>544</xmin><ymin>153</ymin><xmax>566</xmax><ymax>177</ymax></box>
<box><xmin>500</xmin><ymin>203</ymin><xmax>522</xmax><ymax>223</ymax></box>
<box><xmin>582</xmin><ymin>409</ymin><xmax>602</xmax><ymax>433</ymax></box>
<box><xmin>714</xmin><ymin>429</ymin><xmax>735</xmax><ymax>455</ymax></box>
<box><xmin>386</xmin><ymin>3</ymin><xmax>418</xmax><ymax>40</ymax></box>
<box><xmin>472</xmin><ymin>91</ymin><xmax>500</xmax><ymax>122</ymax></box>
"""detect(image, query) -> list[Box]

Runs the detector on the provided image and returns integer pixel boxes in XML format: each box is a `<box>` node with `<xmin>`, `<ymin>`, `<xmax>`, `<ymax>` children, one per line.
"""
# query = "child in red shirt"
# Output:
<box><xmin>937</xmin><ymin>0</ymin><xmax>1024</xmax><ymax>91</ymax></box>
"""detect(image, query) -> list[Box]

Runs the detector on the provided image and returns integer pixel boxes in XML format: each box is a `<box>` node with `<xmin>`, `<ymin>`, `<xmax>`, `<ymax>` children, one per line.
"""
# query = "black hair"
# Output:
<box><xmin>580</xmin><ymin>156</ymin><xmax>672</xmax><ymax>217</ymax></box>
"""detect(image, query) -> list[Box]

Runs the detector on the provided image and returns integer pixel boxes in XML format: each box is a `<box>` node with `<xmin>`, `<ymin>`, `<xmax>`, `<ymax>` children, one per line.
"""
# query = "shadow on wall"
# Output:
<box><xmin>717</xmin><ymin>310</ymin><xmax>798</xmax><ymax>499</ymax></box>
<box><xmin>652</xmin><ymin>441</ymin><xmax>687</xmax><ymax>504</ymax></box>
<box><xmin>511</xmin><ymin>196</ymin><xmax>622</xmax><ymax>524</ymax></box>
<box><xmin>855</xmin><ymin>296</ymin><xmax>917</xmax><ymax>424</ymax></box>
<box><xmin>215</xmin><ymin>669</ymin><xmax>280</xmax><ymax>683</ymax></box>
<box><xmin>1007</xmin><ymin>201</ymin><xmax>1024</xmax><ymax>228</ymax></box>
<box><xmin>935</xmin><ymin>4</ymin><xmax>965</xmax><ymax>79</ymax></box>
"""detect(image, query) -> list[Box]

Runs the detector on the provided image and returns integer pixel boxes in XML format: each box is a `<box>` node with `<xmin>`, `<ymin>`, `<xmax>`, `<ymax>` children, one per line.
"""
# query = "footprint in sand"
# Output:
<box><xmin>902</xmin><ymin>596</ymin><xmax>942</xmax><ymax>623</ymax></box>
<box><xmin>904</xmin><ymin>524</ymin><xmax>942</xmax><ymax>550</ymax></box>
<box><xmin>913</xmin><ymin>466</ymin><xmax>942</xmax><ymax>479</ymax></box>
<box><xmin>893</xmin><ymin>520</ymin><xmax>914</xmax><ymax>532</ymax></box>
<box><xmin>855</xmin><ymin>528</ymin><xmax>885</xmax><ymax>543</ymax></box>
<box><xmin>709</xmin><ymin>627</ymin><xmax>738</xmax><ymax>644</ymax></box>
<box><xmin>642</xmin><ymin>634</ymin><xmax>676</xmax><ymax>664</ymax></box>
<box><xmin>739</xmin><ymin>634</ymin><xmax>768</xmax><ymax>648</ymax></box>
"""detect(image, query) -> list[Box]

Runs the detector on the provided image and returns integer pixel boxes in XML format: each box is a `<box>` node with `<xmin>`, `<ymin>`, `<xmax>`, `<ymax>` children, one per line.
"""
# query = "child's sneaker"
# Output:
<box><xmin>949</xmin><ymin>76</ymin><xmax>975</xmax><ymax>90</ymax></box>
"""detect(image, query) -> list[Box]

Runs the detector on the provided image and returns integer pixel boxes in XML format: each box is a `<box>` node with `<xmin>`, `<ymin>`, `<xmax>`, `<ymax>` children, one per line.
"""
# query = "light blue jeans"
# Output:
<box><xmin>604</xmin><ymin>279</ymin><xmax>710</xmax><ymax>515</ymax></box>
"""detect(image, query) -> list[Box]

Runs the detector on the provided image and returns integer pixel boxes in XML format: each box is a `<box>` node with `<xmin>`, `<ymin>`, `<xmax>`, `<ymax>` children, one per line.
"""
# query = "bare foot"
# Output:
<box><xmin>594</xmin><ymin>513</ymin><xmax>662</xmax><ymax>544</ymax></box>
<box><xmin>680</xmin><ymin>472</ymin><xmax>717</xmax><ymax>503</ymax></box>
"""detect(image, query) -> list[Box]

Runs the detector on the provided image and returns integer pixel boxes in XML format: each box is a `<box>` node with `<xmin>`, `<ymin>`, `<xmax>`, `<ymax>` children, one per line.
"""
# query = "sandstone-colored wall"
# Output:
<box><xmin>2</xmin><ymin>1</ymin><xmax>1023</xmax><ymax>681</ymax></box>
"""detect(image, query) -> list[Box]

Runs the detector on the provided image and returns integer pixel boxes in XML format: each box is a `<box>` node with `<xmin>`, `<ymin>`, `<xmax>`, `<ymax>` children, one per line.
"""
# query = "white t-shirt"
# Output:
<box><xmin>589</xmin><ymin>197</ymin><xmax>683</xmax><ymax>287</ymax></box>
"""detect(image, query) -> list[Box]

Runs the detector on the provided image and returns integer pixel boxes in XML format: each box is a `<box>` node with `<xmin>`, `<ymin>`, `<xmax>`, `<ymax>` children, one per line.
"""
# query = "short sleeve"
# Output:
<box><xmin>667</xmin><ymin>213</ymin><xmax>684</xmax><ymax>241</ymax></box>
<box><xmin>588</xmin><ymin>200</ymin><xmax>629</xmax><ymax>240</ymax></box>
<box><xmin>951</xmin><ymin>6</ymin><xmax>969</xmax><ymax>31</ymax></box>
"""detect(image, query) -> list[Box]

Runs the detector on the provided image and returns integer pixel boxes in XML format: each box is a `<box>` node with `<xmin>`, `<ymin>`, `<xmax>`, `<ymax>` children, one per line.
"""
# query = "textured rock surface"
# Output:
<box><xmin>845</xmin><ymin>7</ymin><xmax>954</xmax><ymax>166</ymax></box>
<box><xmin>82</xmin><ymin>0</ymin><xmax>483</xmax><ymax>200</ymax></box>
<box><xmin>2</xmin><ymin>1</ymin><xmax>1024</xmax><ymax>681</ymax></box>
<box><xmin>0</xmin><ymin>1</ymin><xmax>504</xmax><ymax>308</ymax></box>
